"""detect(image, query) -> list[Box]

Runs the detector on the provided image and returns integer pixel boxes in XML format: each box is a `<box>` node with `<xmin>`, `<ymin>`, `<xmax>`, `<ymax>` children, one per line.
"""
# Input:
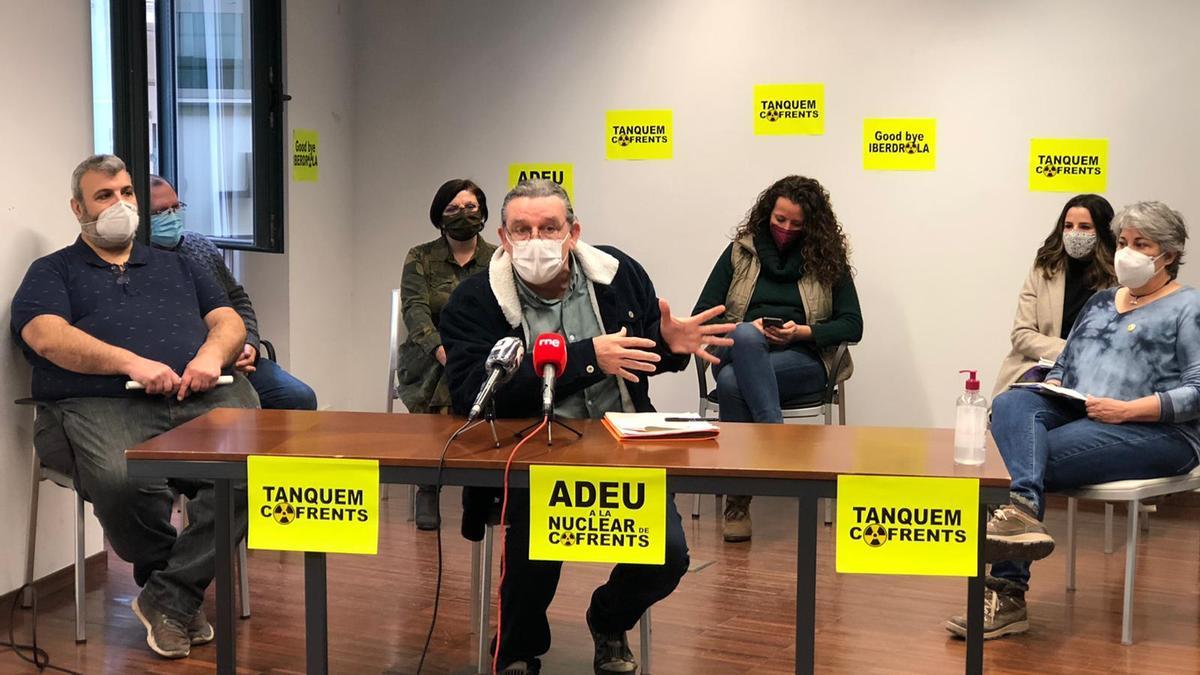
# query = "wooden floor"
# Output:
<box><xmin>3</xmin><ymin>491</ymin><xmax>1199</xmax><ymax>674</ymax></box>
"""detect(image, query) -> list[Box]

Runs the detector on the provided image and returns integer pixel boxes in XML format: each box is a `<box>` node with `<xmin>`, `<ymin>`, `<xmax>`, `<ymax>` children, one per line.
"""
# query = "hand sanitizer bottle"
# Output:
<box><xmin>954</xmin><ymin>370</ymin><xmax>988</xmax><ymax>465</ymax></box>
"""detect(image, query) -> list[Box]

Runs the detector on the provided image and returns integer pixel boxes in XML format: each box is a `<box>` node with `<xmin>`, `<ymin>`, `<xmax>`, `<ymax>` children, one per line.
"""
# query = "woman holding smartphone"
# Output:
<box><xmin>693</xmin><ymin>175</ymin><xmax>863</xmax><ymax>541</ymax></box>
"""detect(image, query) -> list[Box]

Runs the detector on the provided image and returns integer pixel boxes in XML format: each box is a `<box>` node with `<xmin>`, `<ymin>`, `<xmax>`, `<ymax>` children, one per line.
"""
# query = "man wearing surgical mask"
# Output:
<box><xmin>10</xmin><ymin>155</ymin><xmax>259</xmax><ymax>659</ymax></box>
<box><xmin>439</xmin><ymin>179</ymin><xmax>735</xmax><ymax>675</ymax></box>
<box><xmin>148</xmin><ymin>175</ymin><xmax>317</xmax><ymax>411</ymax></box>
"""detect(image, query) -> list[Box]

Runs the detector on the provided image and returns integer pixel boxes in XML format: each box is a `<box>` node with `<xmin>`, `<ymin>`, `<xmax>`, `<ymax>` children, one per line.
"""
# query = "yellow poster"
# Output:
<box><xmin>292</xmin><ymin>129</ymin><xmax>319</xmax><ymax>182</ymax></box>
<box><xmin>508</xmin><ymin>163</ymin><xmax>574</xmax><ymax>202</ymax></box>
<box><xmin>863</xmin><ymin>118</ymin><xmax>937</xmax><ymax>171</ymax></box>
<box><xmin>836</xmin><ymin>475</ymin><xmax>979</xmax><ymax>577</ymax></box>
<box><xmin>605</xmin><ymin>110</ymin><xmax>673</xmax><ymax>160</ymax></box>
<box><xmin>247</xmin><ymin>456</ymin><xmax>379</xmax><ymax>555</ymax></box>
<box><xmin>529</xmin><ymin>465</ymin><xmax>665</xmax><ymax>564</ymax></box>
<box><xmin>754</xmin><ymin>83</ymin><xmax>825</xmax><ymax>135</ymax></box>
<box><xmin>1029</xmin><ymin>138</ymin><xmax>1108</xmax><ymax>193</ymax></box>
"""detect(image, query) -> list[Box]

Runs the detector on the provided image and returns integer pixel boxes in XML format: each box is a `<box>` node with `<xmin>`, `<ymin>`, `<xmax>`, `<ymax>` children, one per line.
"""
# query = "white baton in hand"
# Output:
<box><xmin>125</xmin><ymin>375</ymin><xmax>235</xmax><ymax>390</ymax></box>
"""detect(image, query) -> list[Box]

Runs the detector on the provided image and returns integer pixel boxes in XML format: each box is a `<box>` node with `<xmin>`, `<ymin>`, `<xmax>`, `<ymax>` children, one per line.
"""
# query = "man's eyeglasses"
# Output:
<box><xmin>442</xmin><ymin>203</ymin><xmax>480</xmax><ymax>217</ymax></box>
<box><xmin>505</xmin><ymin>222</ymin><xmax>568</xmax><ymax>242</ymax></box>
<box><xmin>150</xmin><ymin>202</ymin><xmax>188</xmax><ymax>217</ymax></box>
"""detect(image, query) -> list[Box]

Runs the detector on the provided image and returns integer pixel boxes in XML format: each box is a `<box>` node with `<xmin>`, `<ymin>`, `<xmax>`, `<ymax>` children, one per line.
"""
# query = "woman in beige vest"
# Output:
<box><xmin>693</xmin><ymin>176</ymin><xmax>863</xmax><ymax>542</ymax></box>
<box><xmin>992</xmin><ymin>194</ymin><xmax>1117</xmax><ymax>400</ymax></box>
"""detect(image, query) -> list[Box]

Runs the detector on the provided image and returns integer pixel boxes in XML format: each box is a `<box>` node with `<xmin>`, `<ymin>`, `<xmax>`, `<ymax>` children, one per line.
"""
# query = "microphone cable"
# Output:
<box><xmin>491</xmin><ymin>416</ymin><xmax>548</xmax><ymax>675</ymax></box>
<box><xmin>415</xmin><ymin>417</ymin><xmax>472</xmax><ymax>675</ymax></box>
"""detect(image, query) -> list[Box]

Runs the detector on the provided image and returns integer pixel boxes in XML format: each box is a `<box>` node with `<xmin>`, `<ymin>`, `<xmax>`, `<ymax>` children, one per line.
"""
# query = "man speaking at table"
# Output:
<box><xmin>440</xmin><ymin>179</ymin><xmax>734</xmax><ymax>675</ymax></box>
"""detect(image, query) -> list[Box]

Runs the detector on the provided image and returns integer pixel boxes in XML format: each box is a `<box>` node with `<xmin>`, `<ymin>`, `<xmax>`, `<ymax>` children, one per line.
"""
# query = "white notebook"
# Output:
<box><xmin>1010</xmin><ymin>381</ymin><xmax>1088</xmax><ymax>402</ymax></box>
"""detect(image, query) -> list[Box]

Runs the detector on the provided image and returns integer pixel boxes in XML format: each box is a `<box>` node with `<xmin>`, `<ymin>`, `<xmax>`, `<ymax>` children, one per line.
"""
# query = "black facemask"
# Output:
<box><xmin>442</xmin><ymin>211</ymin><xmax>485</xmax><ymax>242</ymax></box>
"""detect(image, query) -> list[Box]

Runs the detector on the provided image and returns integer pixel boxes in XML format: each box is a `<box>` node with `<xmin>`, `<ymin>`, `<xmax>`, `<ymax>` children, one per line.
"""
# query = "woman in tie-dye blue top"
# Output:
<box><xmin>945</xmin><ymin>202</ymin><xmax>1200</xmax><ymax>641</ymax></box>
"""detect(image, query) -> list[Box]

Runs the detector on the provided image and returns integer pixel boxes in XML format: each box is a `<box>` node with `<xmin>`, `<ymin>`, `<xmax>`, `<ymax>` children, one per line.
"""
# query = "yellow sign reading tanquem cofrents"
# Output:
<box><xmin>247</xmin><ymin>456</ymin><xmax>379</xmax><ymax>555</ymax></box>
<box><xmin>836</xmin><ymin>475</ymin><xmax>979</xmax><ymax>577</ymax></box>
<box><xmin>754</xmin><ymin>83</ymin><xmax>824</xmax><ymax>135</ymax></box>
<box><xmin>529</xmin><ymin>465</ymin><xmax>666</xmax><ymax>564</ymax></box>
<box><xmin>605</xmin><ymin>110</ymin><xmax>673</xmax><ymax>160</ymax></box>
<box><xmin>1029</xmin><ymin>138</ymin><xmax>1108</xmax><ymax>193</ymax></box>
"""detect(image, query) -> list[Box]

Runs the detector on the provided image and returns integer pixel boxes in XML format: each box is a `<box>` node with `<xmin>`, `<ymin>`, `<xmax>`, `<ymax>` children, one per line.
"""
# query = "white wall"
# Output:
<box><xmin>240</xmin><ymin>0</ymin><xmax>356</xmax><ymax>409</ymax></box>
<box><xmin>340</xmin><ymin>0</ymin><xmax>1200</xmax><ymax>426</ymax></box>
<box><xmin>0</xmin><ymin>1</ymin><xmax>104</xmax><ymax>596</ymax></box>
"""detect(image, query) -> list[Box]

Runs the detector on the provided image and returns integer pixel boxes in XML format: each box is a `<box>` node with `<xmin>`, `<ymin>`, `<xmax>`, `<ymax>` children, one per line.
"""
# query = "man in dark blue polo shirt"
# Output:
<box><xmin>10</xmin><ymin>154</ymin><xmax>259</xmax><ymax>660</ymax></box>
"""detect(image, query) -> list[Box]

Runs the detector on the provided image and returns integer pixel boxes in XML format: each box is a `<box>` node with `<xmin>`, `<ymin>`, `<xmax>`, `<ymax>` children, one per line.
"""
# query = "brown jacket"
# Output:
<box><xmin>992</xmin><ymin>264</ymin><xmax>1066</xmax><ymax>398</ymax></box>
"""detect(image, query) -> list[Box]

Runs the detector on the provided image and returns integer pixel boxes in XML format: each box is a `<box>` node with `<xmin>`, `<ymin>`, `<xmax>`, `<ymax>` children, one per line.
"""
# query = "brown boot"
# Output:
<box><xmin>723</xmin><ymin>495</ymin><xmax>752</xmax><ymax>542</ymax></box>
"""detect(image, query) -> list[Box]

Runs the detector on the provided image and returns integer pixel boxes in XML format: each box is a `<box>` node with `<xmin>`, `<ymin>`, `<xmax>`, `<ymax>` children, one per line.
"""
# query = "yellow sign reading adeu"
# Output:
<box><xmin>606</xmin><ymin>110</ymin><xmax>673</xmax><ymax>160</ymax></box>
<box><xmin>863</xmin><ymin>118</ymin><xmax>937</xmax><ymax>171</ymax></box>
<box><xmin>836</xmin><ymin>475</ymin><xmax>979</xmax><ymax>577</ymax></box>
<box><xmin>508</xmin><ymin>163</ymin><xmax>574</xmax><ymax>203</ymax></box>
<box><xmin>248</xmin><ymin>456</ymin><xmax>379</xmax><ymax>555</ymax></box>
<box><xmin>529</xmin><ymin>465</ymin><xmax>665</xmax><ymax>564</ymax></box>
<box><xmin>754</xmin><ymin>84</ymin><xmax>824</xmax><ymax>135</ymax></box>
<box><xmin>1029</xmin><ymin>138</ymin><xmax>1108</xmax><ymax>193</ymax></box>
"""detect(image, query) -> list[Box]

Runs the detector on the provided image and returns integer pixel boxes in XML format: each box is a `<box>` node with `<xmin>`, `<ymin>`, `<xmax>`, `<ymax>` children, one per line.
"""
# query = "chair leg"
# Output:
<box><xmin>823</xmin><ymin>498</ymin><xmax>834</xmax><ymax>525</ymax></box>
<box><xmin>1121</xmin><ymin>500</ymin><xmax>1140</xmax><ymax>645</ymax></box>
<box><xmin>1066</xmin><ymin>497</ymin><xmax>1077</xmax><ymax>591</ymax></box>
<box><xmin>74</xmin><ymin>491</ymin><xmax>87</xmax><ymax>643</ymax></box>
<box><xmin>1104</xmin><ymin>503</ymin><xmax>1114</xmax><ymax>554</ymax></box>
<box><xmin>639</xmin><ymin>608</ymin><xmax>652</xmax><ymax>674</ymax></box>
<box><xmin>179</xmin><ymin>494</ymin><xmax>191</xmax><ymax>529</ymax></box>
<box><xmin>23</xmin><ymin>453</ymin><xmax>40</xmax><ymax>609</ymax></box>
<box><xmin>469</xmin><ymin>540</ymin><xmax>482</xmax><ymax>635</ymax></box>
<box><xmin>407</xmin><ymin>485</ymin><xmax>417</xmax><ymax>523</ymax></box>
<box><xmin>823</xmin><ymin>405</ymin><xmax>832</xmax><ymax>425</ymax></box>
<box><xmin>238</xmin><ymin>539</ymin><xmax>251</xmax><ymax>618</ymax></box>
<box><xmin>691</xmin><ymin>494</ymin><xmax>701</xmax><ymax>519</ymax></box>
<box><xmin>838</xmin><ymin>390</ymin><xmax>847</xmax><ymax>426</ymax></box>
<box><xmin>476</xmin><ymin>525</ymin><xmax>495</xmax><ymax>675</ymax></box>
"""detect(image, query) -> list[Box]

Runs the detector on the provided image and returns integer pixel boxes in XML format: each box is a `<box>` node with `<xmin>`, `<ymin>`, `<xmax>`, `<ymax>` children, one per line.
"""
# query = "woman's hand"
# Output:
<box><xmin>764</xmin><ymin>320</ymin><xmax>812</xmax><ymax>345</ymax></box>
<box><xmin>1086</xmin><ymin>396</ymin><xmax>1131</xmax><ymax>424</ymax></box>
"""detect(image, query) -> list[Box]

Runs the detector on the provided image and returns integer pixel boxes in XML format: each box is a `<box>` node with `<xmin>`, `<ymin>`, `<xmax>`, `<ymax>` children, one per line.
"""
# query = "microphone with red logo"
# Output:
<box><xmin>532</xmin><ymin>332</ymin><xmax>568</xmax><ymax>417</ymax></box>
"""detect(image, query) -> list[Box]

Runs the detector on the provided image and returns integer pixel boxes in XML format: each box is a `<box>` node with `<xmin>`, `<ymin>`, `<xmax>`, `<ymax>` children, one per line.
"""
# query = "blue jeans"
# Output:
<box><xmin>989</xmin><ymin>388</ymin><xmax>1198</xmax><ymax>590</ymax></box>
<box><xmin>247</xmin><ymin>357</ymin><xmax>318</xmax><ymax>410</ymax></box>
<box><xmin>713</xmin><ymin>323</ymin><xmax>827</xmax><ymax>423</ymax></box>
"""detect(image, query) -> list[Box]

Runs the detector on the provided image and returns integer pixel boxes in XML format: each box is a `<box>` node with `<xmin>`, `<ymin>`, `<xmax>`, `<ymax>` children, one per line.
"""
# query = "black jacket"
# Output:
<box><xmin>440</xmin><ymin>245</ymin><xmax>689</xmax><ymax>418</ymax></box>
<box><xmin>439</xmin><ymin>244</ymin><xmax>690</xmax><ymax>541</ymax></box>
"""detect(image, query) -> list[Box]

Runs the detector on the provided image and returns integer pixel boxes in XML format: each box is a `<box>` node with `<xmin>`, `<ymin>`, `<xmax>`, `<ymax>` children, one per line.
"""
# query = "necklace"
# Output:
<box><xmin>1129</xmin><ymin>279</ymin><xmax>1170</xmax><ymax>305</ymax></box>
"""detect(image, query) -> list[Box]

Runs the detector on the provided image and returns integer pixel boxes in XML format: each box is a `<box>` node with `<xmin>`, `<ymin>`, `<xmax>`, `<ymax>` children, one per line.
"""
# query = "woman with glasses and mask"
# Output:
<box><xmin>398</xmin><ymin>178</ymin><xmax>498</xmax><ymax>530</ymax></box>
<box><xmin>947</xmin><ymin>202</ymin><xmax>1200</xmax><ymax>640</ymax></box>
<box><xmin>692</xmin><ymin>175</ymin><xmax>863</xmax><ymax>543</ymax></box>
<box><xmin>993</xmin><ymin>194</ymin><xmax>1117</xmax><ymax>398</ymax></box>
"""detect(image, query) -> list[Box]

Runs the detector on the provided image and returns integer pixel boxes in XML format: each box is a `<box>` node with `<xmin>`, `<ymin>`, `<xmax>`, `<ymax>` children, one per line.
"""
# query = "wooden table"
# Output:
<box><xmin>126</xmin><ymin>409</ymin><xmax>1011</xmax><ymax>675</ymax></box>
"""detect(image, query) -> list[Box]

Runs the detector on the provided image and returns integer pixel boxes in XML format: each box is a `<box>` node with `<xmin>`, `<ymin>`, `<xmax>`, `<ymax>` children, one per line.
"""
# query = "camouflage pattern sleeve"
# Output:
<box><xmin>400</xmin><ymin>246</ymin><xmax>441</xmax><ymax>355</ymax></box>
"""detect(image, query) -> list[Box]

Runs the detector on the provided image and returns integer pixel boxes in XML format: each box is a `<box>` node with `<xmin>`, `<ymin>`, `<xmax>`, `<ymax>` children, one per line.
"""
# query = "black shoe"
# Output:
<box><xmin>415</xmin><ymin>486</ymin><xmax>440</xmax><ymax>530</ymax></box>
<box><xmin>586</xmin><ymin>609</ymin><xmax>638</xmax><ymax>674</ymax></box>
<box><xmin>944</xmin><ymin>587</ymin><xmax>1029</xmax><ymax>640</ymax></box>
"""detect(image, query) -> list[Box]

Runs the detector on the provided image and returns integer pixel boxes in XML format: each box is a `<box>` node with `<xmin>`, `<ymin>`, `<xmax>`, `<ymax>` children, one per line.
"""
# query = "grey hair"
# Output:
<box><xmin>1112</xmin><ymin>201</ymin><xmax>1188</xmax><ymax>278</ymax></box>
<box><xmin>71</xmin><ymin>154</ymin><xmax>127</xmax><ymax>203</ymax></box>
<box><xmin>500</xmin><ymin>179</ymin><xmax>576</xmax><ymax>226</ymax></box>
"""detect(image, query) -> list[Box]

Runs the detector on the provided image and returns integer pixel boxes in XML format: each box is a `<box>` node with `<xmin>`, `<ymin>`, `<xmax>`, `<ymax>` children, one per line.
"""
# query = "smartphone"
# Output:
<box><xmin>761</xmin><ymin>316</ymin><xmax>785</xmax><ymax>329</ymax></box>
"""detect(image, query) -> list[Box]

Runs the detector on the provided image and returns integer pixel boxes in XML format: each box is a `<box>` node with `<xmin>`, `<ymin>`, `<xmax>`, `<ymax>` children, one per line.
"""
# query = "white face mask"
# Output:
<box><xmin>81</xmin><ymin>200</ymin><xmax>139</xmax><ymax>249</ymax></box>
<box><xmin>1062</xmin><ymin>231</ymin><xmax>1097</xmax><ymax>260</ymax></box>
<box><xmin>510</xmin><ymin>237</ymin><xmax>567</xmax><ymax>285</ymax></box>
<box><xmin>1114</xmin><ymin>247</ymin><xmax>1165</xmax><ymax>289</ymax></box>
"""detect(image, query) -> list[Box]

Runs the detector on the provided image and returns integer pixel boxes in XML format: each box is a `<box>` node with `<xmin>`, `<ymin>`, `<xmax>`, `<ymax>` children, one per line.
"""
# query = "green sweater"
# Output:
<box><xmin>692</xmin><ymin>231</ymin><xmax>863</xmax><ymax>348</ymax></box>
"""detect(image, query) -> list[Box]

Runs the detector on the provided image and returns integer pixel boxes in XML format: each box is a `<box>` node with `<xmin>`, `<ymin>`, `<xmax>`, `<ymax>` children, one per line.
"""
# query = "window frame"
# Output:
<box><xmin>108</xmin><ymin>0</ymin><xmax>286</xmax><ymax>253</ymax></box>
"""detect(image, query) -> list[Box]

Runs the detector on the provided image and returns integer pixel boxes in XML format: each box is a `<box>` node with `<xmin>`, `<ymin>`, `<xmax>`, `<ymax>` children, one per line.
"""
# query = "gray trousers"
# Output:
<box><xmin>55</xmin><ymin>374</ymin><xmax>259</xmax><ymax>623</ymax></box>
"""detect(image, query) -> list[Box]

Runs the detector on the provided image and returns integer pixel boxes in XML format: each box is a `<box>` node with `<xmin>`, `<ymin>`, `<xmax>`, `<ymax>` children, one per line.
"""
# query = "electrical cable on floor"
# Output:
<box><xmin>415</xmin><ymin>418</ymin><xmax>472</xmax><ymax>675</ymax></box>
<box><xmin>1</xmin><ymin>584</ymin><xmax>84</xmax><ymax>675</ymax></box>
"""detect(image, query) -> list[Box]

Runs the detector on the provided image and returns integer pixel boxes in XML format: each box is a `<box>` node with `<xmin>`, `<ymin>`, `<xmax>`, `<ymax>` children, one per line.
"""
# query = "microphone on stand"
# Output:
<box><xmin>532</xmin><ymin>333</ymin><xmax>568</xmax><ymax>417</ymax></box>
<box><xmin>467</xmin><ymin>337</ymin><xmax>525</xmax><ymax>422</ymax></box>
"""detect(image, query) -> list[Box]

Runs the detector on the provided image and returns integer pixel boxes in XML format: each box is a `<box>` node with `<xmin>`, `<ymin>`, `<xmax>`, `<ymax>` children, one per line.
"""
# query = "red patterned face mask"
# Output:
<box><xmin>770</xmin><ymin>224</ymin><xmax>802</xmax><ymax>251</ymax></box>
